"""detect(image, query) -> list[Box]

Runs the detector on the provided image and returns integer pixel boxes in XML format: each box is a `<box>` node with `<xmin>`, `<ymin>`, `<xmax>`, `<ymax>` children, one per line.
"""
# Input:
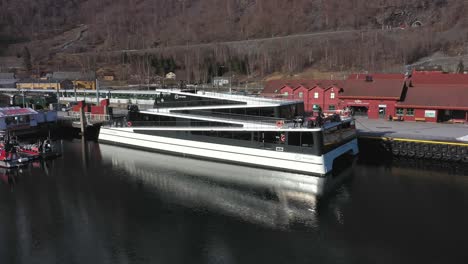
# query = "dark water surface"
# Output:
<box><xmin>1</xmin><ymin>140</ymin><xmax>467</xmax><ymax>264</ymax></box>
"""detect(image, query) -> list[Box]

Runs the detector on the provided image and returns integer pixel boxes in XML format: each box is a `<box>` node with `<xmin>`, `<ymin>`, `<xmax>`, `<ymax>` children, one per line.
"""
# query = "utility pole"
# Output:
<box><xmin>79</xmin><ymin>101</ymin><xmax>87</xmax><ymax>136</ymax></box>
<box><xmin>96</xmin><ymin>78</ymin><xmax>100</xmax><ymax>104</ymax></box>
<box><xmin>74</xmin><ymin>83</ymin><xmax>77</xmax><ymax>102</ymax></box>
<box><xmin>56</xmin><ymin>80</ymin><xmax>60</xmax><ymax>110</ymax></box>
<box><xmin>147</xmin><ymin>56</ymin><xmax>150</xmax><ymax>91</ymax></box>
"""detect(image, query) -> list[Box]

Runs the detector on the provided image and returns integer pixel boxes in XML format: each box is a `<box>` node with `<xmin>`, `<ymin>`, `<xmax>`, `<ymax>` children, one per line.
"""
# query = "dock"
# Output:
<box><xmin>355</xmin><ymin>118</ymin><xmax>468</xmax><ymax>162</ymax></box>
<box><xmin>56</xmin><ymin>111</ymin><xmax>110</xmax><ymax>139</ymax></box>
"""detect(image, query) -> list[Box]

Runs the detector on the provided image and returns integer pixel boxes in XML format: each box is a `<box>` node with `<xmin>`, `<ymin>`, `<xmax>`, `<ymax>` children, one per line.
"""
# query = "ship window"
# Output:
<box><xmin>288</xmin><ymin>132</ymin><xmax>315</xmax><ymax>147</ymax></box>
<box><xmin>232</xmin><ymin>131</ymin><xmax>252</xmax><ymax>141</ymax></box>
<box><xmin>253</xmin><ymin>132</ymin><xmax>261</xmax><ymax>142</ymax></box>
<box><xmin>263</xmin><ymin>132</ymin><xmax>278</xmax><ymax>144</ymax></box>
<box><xmin>217</xmin><ymin>131</ymin><xmax>233</xmax><ymax>139</ymax></box>
<box><xmin>191</xmin><ymin>131</ymin><xmax>205</xmax><ymax>136</ymax></box>
<box><xmin>245</xmin><ymin>108</ymin><xmax>257</xmax><ymax>116</ymax></box>
<box><xmin>288</xmin><ymin>132</ymin><xmax>301</xmax><ymax>146</ymax></box>
<box><xmin>301</xmin><ymin>133</ymin><xmax>314</xmax><ymax>147</ymax></box>
<box><xmin>6</xmin><ymin>117</ymin><xmax>14</xmax><ymax>125</ymax></box>
<box><xmin>259</xmin><ymin>107</ymin><xmax>275</xmax><ymax>117</ymax></box>
<box><xmin>19</xmin><ymin>115</ymin><xmax>30</xmax><ymax>123</ymax></box>
<box><xmin>280</xmin><ymin>105</ymin><xmax>295</xmax><ymax>119</ymax></box>
<box><xmin>199</xmin><ymin>131</ymin><xmax>217</xmax><ymax>137</ymax></box>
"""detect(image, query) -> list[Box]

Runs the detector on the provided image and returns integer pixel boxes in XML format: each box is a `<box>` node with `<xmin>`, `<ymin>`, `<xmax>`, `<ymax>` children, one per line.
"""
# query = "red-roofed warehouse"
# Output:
<box><xmin>262</xmin><ymin>72</ymin><xmax>468</xmax><ymax>123</ymax></box>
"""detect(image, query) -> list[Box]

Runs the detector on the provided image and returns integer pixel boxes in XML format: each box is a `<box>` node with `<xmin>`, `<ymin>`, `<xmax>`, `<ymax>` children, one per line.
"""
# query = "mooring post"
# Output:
<box><xmin>101</xmin><ymin>99</ymin><xmax>110</xmax><ymax>118</ymax></box>
<box><xmin>78</xmin><ymin>100</ymin><xmax>87</xmax><ymax>136</ymax></box>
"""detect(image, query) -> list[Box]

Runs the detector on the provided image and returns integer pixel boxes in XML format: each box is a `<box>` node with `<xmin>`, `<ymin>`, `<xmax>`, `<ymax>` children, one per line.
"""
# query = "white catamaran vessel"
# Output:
<box><xmin>98</xmin><ymin>90</ymin><xmax>358</xmax><ymax>175</ymax></box>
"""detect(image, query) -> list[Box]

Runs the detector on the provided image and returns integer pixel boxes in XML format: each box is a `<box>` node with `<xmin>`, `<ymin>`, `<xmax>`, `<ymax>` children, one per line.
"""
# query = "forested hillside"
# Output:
<box><xmin>1</xmin><ymin>0</ymin><xmax>467</xmax><ymax>81</ymax></box>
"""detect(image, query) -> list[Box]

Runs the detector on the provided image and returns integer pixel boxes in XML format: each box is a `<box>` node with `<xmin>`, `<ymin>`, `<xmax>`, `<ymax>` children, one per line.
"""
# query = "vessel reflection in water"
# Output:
<box><xmin>0</xmin><ymin>167</ymin><xmax>20</xmax><ymax>187</ymax></box>
<box><xmin>0</xmin><ymin>160</ymin><xmax>50</xmax><ymax>189</ymax></box>
<box><xmin>99</xmin><ymin>144</ymin><xmax>354</xmax><ymax>229</ymax></box>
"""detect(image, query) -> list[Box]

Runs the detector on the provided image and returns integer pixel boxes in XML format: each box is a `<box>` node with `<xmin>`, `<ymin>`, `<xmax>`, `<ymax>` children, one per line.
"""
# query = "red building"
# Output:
<box><xmin>278</xmin><ymin>85</ymin><xmax>295</xmax><ymax>97</ymax></box>
<box><xmin>306</xmin><ymin>85</ymin><xmax>325</xmax><ymax>112</ymax></box>
<box><xmin>394</xmin><ymin>71</ymin><xmax>468</xmax><ymax>122</ymax></box>
<box><xmin>338</xmin><ymin>78</ymin><xmax>407</xmax><ymax>119</ymax></box>
<box><xmin>262</xmin><ymin>80</ymin><xmax>343</xmax><ymax>113</ymax></box>
<box><xmin>293</xmin><ymin>85</ymin><xmax>310</xmax><ymax>110</ymax></box>
<box><xmin>395</xmin><ymin>83</ymin><xmax>468</xmax><ymax>122</ymax></box>
<box><xmin>323</xmin><ymin>86</ymin><xmax>341</xmax><ymax>112</ymax></box>
<box><xmin>411</xmin><ymin>70</ymin><xmax>468</xmax><ymax>84</ymax></box>
<box><xmin>262</xmin><ymin>72</ymin><xmax>468</xmax><ymax>123</ymax></box>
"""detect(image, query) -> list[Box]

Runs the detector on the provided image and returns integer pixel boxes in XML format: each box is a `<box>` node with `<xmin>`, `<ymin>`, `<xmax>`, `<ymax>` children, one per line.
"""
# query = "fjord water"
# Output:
<box><xmin>0</xmin><ymin>140</ymin><xmax>467</xmax><ymax>264</ymax></box>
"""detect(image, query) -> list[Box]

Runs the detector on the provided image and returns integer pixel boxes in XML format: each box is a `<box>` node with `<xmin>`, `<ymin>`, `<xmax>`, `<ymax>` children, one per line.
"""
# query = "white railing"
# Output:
<box><xmin>57</xmin><ymin>90</ymin><xmax>302</xmax><ymax>107</ymax></box>
<box><xmin>66</xmin><ymin>112</ymin><xmax>111</xmax><ymax>122</ymax></box>
<box><xmin>200</xmin><ymin>91</ymin><xmax>302</xmax><ymax>106</ymax></box>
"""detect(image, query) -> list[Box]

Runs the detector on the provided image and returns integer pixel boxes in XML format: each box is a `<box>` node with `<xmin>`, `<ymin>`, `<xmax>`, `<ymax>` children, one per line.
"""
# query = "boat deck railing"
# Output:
<box><xmin>107</xmin><ymin>110</ymin><xmax>354</xmax><ymax>130</ymax></box>
<box><xmin>140</xmin><ymin>108</ymin><xmax>289</xmax><ymax>128</ymax></box>
<box><xmin>110</xmin><ymin>119</ymin><xmax>281</xmax><ymax>129</ymax></box>
<box><xmin>169</xmin><ymin>109</ymin><xmax>286</xmax><ymax>124</ymax></box>
<box><xmin>108</xmin><ymin>118</ymin><xmax>331</xmax><ymax>131</ymax></box>
<box><xmin>199</xmin><ymin>91</ymin><xmax>303</xmax><ymax>105</ymax></box>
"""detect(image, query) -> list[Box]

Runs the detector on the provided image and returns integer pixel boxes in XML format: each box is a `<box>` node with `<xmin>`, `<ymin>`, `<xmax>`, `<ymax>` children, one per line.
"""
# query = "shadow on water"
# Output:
<box><xmin>358</xmin><ymin>138</ymin><xmax>468</xmax><ymax>176</ymax></box>
<box><xmin>0</xmin><ymin>168</ymin><xmax>20</xmax><ymax>188</ymax></box>
<box><xmin>0</xmin><ymin>160</ymin><xmax>54</xmax><ymax>189</ymax></box>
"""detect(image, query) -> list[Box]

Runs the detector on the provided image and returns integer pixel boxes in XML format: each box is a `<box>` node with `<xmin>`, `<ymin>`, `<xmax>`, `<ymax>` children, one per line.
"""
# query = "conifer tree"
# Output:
<box><xmin>22</xmin><ymin>46</ymin><xmax>32</xmax><ymax>72</ymax></box>
<box><xmin>456</xmin><ymin>60</ymin><xmax>464</xmax><ymax>73</ymax></box>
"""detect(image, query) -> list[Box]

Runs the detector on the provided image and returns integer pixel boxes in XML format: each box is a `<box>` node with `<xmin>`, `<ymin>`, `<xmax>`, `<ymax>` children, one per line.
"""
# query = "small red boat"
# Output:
<box><xmin>0</xmin><ymin>136</ymin><xmax>60</xmax><ymax>166</ymax></box>
<box><xmin>16</xmin><ymin>139</ymin><xmax>60</xmax><ymax>160</ymax></box>
<box><xmin>0</xmin><ymin>142</ymin><xmax>28</xmax><ymax>168</ymax></box>
<box><xmin>15</xmin><ymin>144</ymin><xmax>41</xmax><ymax>159</ymax></box>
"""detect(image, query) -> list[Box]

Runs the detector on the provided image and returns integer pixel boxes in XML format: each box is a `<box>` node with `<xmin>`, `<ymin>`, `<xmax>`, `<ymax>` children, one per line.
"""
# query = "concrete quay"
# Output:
<box><xmin>355</xmin><ymin>118</ymin><xmax>468</xmax><ymax>162</ymax></box>
<box><xmin>356</xmin><ymin>118</ymin><xmax>468</xmax><ymax>143</ymax></box>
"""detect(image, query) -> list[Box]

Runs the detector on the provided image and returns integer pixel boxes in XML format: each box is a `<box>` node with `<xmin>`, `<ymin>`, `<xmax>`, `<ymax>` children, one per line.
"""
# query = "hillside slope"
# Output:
<box><xmin>1</xmin><ymin>0</ymin><xmax>467</xmax><ymax>80</ymax></box>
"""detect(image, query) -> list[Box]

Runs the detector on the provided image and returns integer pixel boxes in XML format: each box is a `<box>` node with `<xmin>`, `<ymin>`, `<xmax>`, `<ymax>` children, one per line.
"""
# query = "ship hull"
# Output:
<box><xmin>99</xmin><ymin>127</ymin><xmax>358</xmax><ymax>176</ymax></box>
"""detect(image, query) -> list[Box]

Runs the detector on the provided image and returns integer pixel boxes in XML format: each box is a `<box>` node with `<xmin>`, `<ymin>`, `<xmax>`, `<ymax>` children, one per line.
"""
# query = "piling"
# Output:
<box><xmin>78</xmin><ymin>101</ymin><xmax>87</xmax><ymax>136</ymax></box>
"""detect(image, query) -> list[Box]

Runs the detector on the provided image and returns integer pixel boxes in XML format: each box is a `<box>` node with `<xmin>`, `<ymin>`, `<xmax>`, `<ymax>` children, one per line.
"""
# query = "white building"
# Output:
<box><xmin>165</xmin><ymin>72</ymin><xmax>176</xmax><ymax>80</ymax></box>
<box><xmin>213</xmin><ymin>77</ymin><xmax>230</xmax><ymax>87</ymax></box>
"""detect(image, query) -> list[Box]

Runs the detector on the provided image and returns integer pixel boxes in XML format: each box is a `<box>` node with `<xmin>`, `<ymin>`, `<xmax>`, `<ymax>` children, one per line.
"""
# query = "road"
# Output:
<box><xmin>407</xmin><ymin>54</ymin><xmax>468</xmax><ymax>68</ymax></box>
<box><xmin>70</xmin><ymin>28</ymin><xmax>387</xmax><ymax>56</ymax></box>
